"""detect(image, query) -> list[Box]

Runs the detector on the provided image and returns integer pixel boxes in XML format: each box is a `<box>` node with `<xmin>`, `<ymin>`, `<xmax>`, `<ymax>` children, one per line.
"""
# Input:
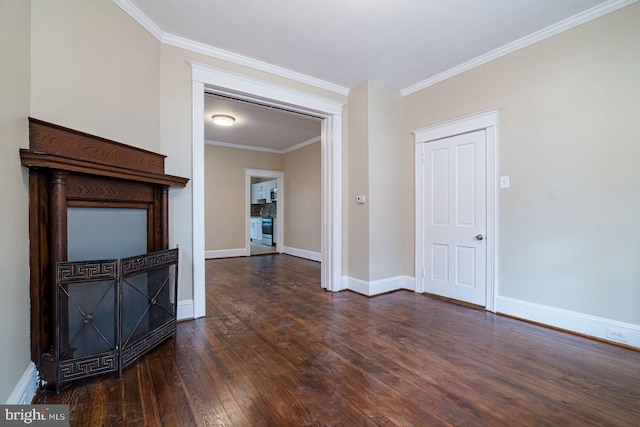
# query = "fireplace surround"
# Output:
<box><xmin>20</xmin><ymin>118</ymin><xmax>189</xmax><ymax>390</ymax></box>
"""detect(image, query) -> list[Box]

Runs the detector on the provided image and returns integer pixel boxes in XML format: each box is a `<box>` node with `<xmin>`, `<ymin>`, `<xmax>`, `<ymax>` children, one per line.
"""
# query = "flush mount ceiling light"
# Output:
<box><xmin>212</xmin><ymin>114</ymin><xmax>236</xmax><ymax>127</ymax></box>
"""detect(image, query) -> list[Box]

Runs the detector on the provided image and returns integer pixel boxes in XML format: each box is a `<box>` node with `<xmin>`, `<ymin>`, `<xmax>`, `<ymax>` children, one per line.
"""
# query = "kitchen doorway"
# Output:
<box><xmin>247</xmin><ymin>169</ymin><xmax>284</xmax><ymax>256</ymax></box>
<box><xmin>191</xmin><ymin>63</ymin><xmax>345</xmax><ymax>318</ymax></box>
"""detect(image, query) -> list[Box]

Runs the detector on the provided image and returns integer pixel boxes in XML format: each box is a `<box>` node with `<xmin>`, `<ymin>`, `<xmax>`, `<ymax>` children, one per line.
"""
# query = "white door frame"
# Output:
<box><xmin>191</xmin><ymin>62</ymin><xmax>346</xmax><ymax>318</ymax></box>
<box><xmin>413</xmin><ymin>108</ymin><xmax>501</xmax><ymax>312</ymax></box>
<box><xmin>245</xmin><ymin>169</ymin><xmax>284</xmax><ymax>254</ymax></box>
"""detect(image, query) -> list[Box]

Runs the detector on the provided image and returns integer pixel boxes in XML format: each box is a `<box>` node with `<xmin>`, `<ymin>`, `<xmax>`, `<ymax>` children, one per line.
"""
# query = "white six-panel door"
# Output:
<box><xmin>421</xmin><ymin>130</ymin><xmax>487</xmax><ymax>306</ymax></box>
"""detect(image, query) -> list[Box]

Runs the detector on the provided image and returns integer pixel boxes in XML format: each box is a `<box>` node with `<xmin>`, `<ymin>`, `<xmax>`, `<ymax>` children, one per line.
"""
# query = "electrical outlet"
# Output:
<box><xmin>606</xmin><ymin>327</ymin><xmax>629</xmax><ymax>343</ymax></box>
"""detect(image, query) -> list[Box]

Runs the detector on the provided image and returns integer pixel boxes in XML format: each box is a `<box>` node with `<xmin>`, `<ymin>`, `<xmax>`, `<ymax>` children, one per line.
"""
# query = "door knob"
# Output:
<box><xmin>475</xmin><ymin>234</ymin><xmax>484</xmax><ymax>241</ymax></box>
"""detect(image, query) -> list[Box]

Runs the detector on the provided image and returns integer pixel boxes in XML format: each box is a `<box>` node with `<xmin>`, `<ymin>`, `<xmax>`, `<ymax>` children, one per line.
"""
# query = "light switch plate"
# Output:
<box><xmin>499</xmin><ymin>176</ymin><xmax>510</xmax><ymax>189</ymax></box>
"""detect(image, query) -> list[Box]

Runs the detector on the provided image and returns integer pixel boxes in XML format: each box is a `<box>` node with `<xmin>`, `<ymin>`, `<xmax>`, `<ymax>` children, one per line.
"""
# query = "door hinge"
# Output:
<box><xmin>422</xmin><ymin>267</ymin><xmax>426</xmax><ymax>277</ymax></box>
<box><xmin>421</xmin><ymin>152</ymin><xmax>425</xmax><ymax>164</ymax></box>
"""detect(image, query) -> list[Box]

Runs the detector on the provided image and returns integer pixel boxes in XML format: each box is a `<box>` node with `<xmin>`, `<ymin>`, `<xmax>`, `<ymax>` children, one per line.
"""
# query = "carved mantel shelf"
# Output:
<box><xmin>20</xmin><ymin>118</ymin><xmax>189</xmax><ymax>390</ymax></box>
<box><xmin>21</xmin><ymin>118</ymin><xmax>189</xmax><ymax>187</ymax></box>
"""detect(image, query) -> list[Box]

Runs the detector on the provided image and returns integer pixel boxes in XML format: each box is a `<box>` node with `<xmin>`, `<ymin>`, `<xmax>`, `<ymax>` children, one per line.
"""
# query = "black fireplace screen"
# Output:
<box><xmin>55</xmin><ymin>248</ymin><xmax>178</xmax><ymax>391</ymax></box>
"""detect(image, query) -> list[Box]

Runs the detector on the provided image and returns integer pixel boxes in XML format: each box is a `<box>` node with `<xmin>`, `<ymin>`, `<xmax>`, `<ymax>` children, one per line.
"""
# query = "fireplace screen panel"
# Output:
<box><xmin>120</xmin><ymin>250</ymin><xmax>178</xmax><ymax>369</ymax></box>
<box><xmin>63</xmin><ymin>278</ymin><xmax>118</xmax><ymax>359</ymax></box>
<box><xmin>57</xmin><ymin>261</ymin><xmax>119</xmax><ymax>386</ymax></box>
<box><xmin>55</xmin><ymin>249</ymin><xmax>178</xmax><ymax>390</ymax></box>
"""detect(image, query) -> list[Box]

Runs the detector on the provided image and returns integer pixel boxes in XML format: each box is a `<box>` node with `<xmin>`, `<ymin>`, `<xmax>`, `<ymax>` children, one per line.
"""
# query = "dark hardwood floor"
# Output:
<box><xmin>34</xmin><ymin>254</ymin><xmax>640</xmax><ymax>426</ymax></box>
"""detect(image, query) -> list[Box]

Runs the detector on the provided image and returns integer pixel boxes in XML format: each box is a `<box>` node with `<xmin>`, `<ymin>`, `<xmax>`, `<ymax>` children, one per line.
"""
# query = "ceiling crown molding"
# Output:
<box><xmin>282</xmin><ymin>136</ymin><xmax>322</xmax><ymax>154</ymax></box>
<box><xmin>205</xmin><ymin>139</ymin><xmax>282</xmax><ymax>154</ymax></box>
<box><xmin>164</xmin><ymin>34</ymin><xmax>350</xmax><ymax>96</ymax></box>
<box><xmin>115</xmin><ymin>0</ymin><xmax>636</xmax><ymax>97</ymax></box>
<box><xmin>113</xmin><ymin>0</ymin><xmax>164</xmax><ymax>40</ymax></box>
<box><xmin>113</xmin><ymin>0</ymin><xmax>349</xmax><ymax>96</ymax></box>
<box><xmin>205</xmin><ymin>136</ymin><xmax>321</xmax><ymax>154</ymax></box>
<box><xmin>401</xmin><ymin>0</ymin><xmax>638</xmax><ymax>96</ymax></box>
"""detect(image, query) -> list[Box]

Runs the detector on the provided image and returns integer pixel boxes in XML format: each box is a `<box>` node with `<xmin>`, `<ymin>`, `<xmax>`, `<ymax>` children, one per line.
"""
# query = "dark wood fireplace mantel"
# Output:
<box><xmin>20</xmin><ymin>118</ymin><xmax>189</xmax><ymax>388</ymax></box>
<box><xmin>22</xmin><ymin>118</ymin><xmax>188</xmax><ymax>187</ymax></box>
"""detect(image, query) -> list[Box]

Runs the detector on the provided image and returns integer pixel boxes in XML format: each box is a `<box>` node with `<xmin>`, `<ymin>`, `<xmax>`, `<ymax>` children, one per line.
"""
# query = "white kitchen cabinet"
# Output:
<box><xmin>251</xmin><ymin>183</ymin><xmax>265</xmax><ymax>204</ymax></box>
<box><xmin>250</xmin><ymin>217</ymin><xmax>262</xmax><ymax>241</ymax></box>
<box><xmin>252</xmin><ymin>182</ymin><xmax>268</xmax><ymax>203</ymax></box>
<box><xmin>251</xmin><ymin>180</ymin><xmax>277</xmax><ymax>204</ymax></box>
<box><xmin>251</xmin><ymin>183</ymin><xmax>258</xmax><ymax>204</ymax></box>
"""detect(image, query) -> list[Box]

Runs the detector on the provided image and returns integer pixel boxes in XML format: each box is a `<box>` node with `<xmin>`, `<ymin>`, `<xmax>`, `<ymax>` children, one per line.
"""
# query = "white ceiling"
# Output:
<box><xmin>204</xmin><ymin>94</ymin><xmax>321</xmax><ymax>152</ymax></box>
<box><xmin>125</xmin><ymin>0</ymin><xmax>614</xmax><ymax>91</ymax></box>
<box><xmin>120</xmin><ymin>0</ymin><xmax>626</xmax><ymax>150</ymax></box>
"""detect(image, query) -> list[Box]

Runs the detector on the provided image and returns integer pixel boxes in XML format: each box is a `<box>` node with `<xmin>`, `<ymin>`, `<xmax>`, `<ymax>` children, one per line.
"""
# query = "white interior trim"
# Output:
<box><xmin>401</xmin><ymin>0</ymin><xmax>638</xmax><ymax>95</ymax></box>
<box><xmin>177</xmin><ymin>299</ymin><xmax>194</xmax><ymax>321</ymax></box>
<box><xmin>245</xmin><ymin>168</ymin><xmax>285</xmax><ymax>255</ymax></box>
<box><xmin>412</xmin><ymin>108</ymin><xmax>501</xmax><ymax>142</ymax></box>
<box><xmin>167</xmin><ymin>34</ymin><xmax>349</xmax><ymax>95</ymax></box>
<box><xmin>414</xmin><ymin>108</ymin><xmax>501</xmax><ymax>312</ymax></box>
<box><xmin>283</xmin><ymin>246</ymin><xmax>322</xmax><ymax>263</ymax></box>
<box><xmin>205</xmin><ymin>139</ymin><xmax>283</xmax><ymax>154</ymax></box>
<box><xmin>282</xmin><ymin>136</ymin><xmax>322</xmax><ymax>154</ymax></box>
<box><xmin>192</xmin><ymin>80</ymin><xmax>206</xmax><ymax>318</ymax></box>
<box><xmin>206</xmin><ymin>136</ymin><xmax>321</xmax><ymax>155</ymax></box>
<box><xmin>346</xmin><ymin>276</ymin><xmax>415</xmax><ymax>297</ymax></box>
<box><xmin>205</xmin><ymin>248</ymin><xmax>247</xmax><ymax>259</ymax></box>
<box><xmin>112</xmin><ymin>0</ymin><xmax>164</xmax><ymax>39</ymax></box>
<box><xmin>245</xmin><ymin>169</ymin><xmax>285</xmax><ymax>177</ymax></box>
<box><xmin>496</xmin><ymin>296</ymin><xmax>640</xmax><ymax>349</ymax></box>
<box><xmin>191</xmin><ymin>63</ymin><xmax>345</xmax><ymax>317</ymax></box>
<box><xmin>6</xmin><ymin>362</ymin><xmax>38</xmax><ymax>404</ymax></box>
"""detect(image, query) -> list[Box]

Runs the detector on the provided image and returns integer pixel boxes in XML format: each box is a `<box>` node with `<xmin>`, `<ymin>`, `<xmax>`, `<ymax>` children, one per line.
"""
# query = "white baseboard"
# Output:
<box><xmin>205</xmin><ymin>248</ymin><xmax>247</xmax><ymax>259</ymax></box>
<box><xmin>177</xmin><ymin>299</ymin><xmax>194</xmax><ymax>321</ymax></box>
<box><xmin>496</xmin><ymin>296</ymin><xmax>640</xmax><ymax>349</ymax></box>
<box><xmin>345</xmin><ymin>275</ymin><xmax>415</xmax><ymax>297</ymax></box>
<box><xmin>400</xmin><ymin>276</ymin><xmax>417</xmax><ymax>292</ymax></box>
<box><xmin>282</xmin><ymin>246</ymin><xmax>321</xmax><ymax>262</ymax></box>
<box><xmin>6</xmin><ymin>362</ymin><xmax>38</xmax><ymax>404</ymax></box>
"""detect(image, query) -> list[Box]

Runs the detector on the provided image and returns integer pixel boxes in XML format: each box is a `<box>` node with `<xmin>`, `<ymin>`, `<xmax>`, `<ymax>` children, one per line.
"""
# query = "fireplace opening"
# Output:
<box><xmin>67</xmin><ymin>207</ymin><xmax>148</xmax><ymax>261</ymax></box>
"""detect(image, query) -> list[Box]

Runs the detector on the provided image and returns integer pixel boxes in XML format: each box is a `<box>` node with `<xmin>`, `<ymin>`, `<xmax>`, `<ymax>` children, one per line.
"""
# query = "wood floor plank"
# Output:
<box><xmin>33</xmin><ymin>254</ymin><xmax>640</xmax><ymax>426</ymax></box>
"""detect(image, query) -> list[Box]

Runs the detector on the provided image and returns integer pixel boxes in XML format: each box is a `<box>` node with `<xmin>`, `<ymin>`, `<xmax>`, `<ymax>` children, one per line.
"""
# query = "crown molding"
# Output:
<box><xmin>113</xmin><ymin>0</ymin><xmax>164</xmax><ymax>40</ymax></box>
<box><xmin>205</xmin><ymin>139</ymin><xmax>282</xmax><ymax>153</ymax></box>
<box><xmin>205</xmin><ymin>136</ymin><xmax>320</xmax><ymax>154</ymax></box>
<box><xmin>112</xmin><ymin>0</ymin><xmax>349</xmax><ymax>96</ymax></box>
<box><xmin>401</xmin><ymin>0</ymin><xmax>638</xmax><ymax>96</ymax></box>
<box><xmin>114</xmin><ymin>0</ymin><xmax>636</xmax><ymax>99</ymax></box>
<box><xmin>282</xmin><ymin>136</ymin><xmax>321</xmax><ymax>154</ymax></box>
<box><xmin>164</xmin><ymin>34</ymin><xmax>349</xmax><ymax>95</ymax></box>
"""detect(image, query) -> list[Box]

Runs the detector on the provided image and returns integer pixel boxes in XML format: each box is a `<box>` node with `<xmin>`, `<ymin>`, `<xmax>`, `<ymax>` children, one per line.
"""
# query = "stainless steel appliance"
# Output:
<box><xmin>261</xmin><ymin>217</ymin><xmax>273</xmax><ymax>246</ymax></box>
